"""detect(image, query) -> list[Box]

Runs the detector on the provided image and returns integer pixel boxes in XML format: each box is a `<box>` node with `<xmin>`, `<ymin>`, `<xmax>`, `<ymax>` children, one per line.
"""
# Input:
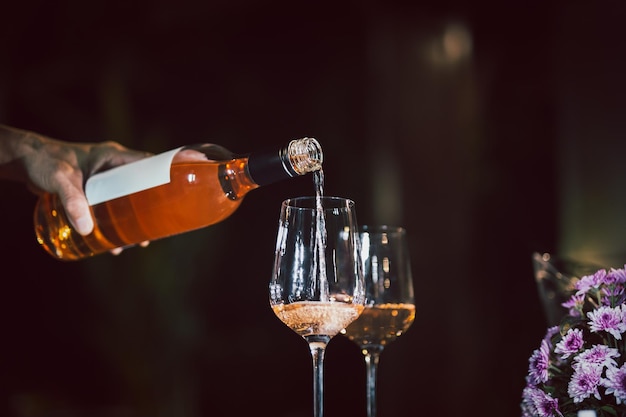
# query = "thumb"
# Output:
<box><xmin>58</xmin><ymin>186</ymin><xmax>94</xmax><ymax>236</ymax></box>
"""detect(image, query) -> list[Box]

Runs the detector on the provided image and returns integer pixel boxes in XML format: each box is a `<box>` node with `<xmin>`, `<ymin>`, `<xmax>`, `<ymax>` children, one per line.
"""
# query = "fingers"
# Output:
<box><xmin>109</xmin><ymin>241</ymin><xmax>150</xmax><ymax>256</ymax></box>
<box><xmin>64</xmin><ymin>195</ymin><xmax>94</xmax><ymax>236</ymax></box>
<box><xmin>50</xmin><ymin>142</ymin><xmax>148</xmax><ymax>237</ymax></box>
<box><xmin>51</xmin><ymin>169</ymin><xmax>94</xmax><ymax>236</ymax></box>
<box><xmin>90</xmin><ymin>142</ymin><xmax>153</xmax><ymax>174</ymax></box>
<box><xmin>36</xmin><ymin>139</ymin><xmax>153</xmax><ymax>247</ymax></box>
<box><xmin>110</xmin><ymin>247</ymin><xmax>123</xmax><ymax>256</ymax></box>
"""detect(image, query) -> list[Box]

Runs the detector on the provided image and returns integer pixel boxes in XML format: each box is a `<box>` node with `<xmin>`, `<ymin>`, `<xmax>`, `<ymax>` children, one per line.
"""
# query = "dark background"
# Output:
<box><xmin>1</xmin><ymin>1</ymin><xmax>625</xmax><ymax>416</ymax></box>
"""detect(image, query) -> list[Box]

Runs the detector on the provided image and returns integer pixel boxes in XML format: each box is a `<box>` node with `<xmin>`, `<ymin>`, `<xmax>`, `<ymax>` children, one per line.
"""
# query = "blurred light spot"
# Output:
<box><xmin>423</xmin><ymin>21</ymin><xmax>473</xmax><ymax>67</ymax></box>
<box><xmin>443</xmin><ymin>22</ymin><xmax>472</xmax><ymax>63</ymax></box>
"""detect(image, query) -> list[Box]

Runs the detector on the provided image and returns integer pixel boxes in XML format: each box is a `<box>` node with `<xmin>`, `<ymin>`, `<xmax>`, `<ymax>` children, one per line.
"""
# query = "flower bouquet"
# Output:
<box><xmin>521</xmin><ymin>265</ymin><xmax>626</xmax><ymax>417</ymax></box>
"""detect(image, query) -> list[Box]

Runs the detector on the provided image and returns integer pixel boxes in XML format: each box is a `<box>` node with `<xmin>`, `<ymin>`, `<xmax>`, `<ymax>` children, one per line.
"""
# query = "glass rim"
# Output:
<box><xmin>282</xmin><ymin>196</ymin><xmax>355</xmax><ymax>210</ymax></box>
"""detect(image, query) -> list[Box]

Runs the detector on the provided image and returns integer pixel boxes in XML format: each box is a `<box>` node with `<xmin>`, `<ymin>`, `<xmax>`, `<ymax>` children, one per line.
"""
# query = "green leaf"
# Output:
<box><xmin>599</xmin><ymin>404</ymin><xmax>617</xmax><ymax>416</ymax></box>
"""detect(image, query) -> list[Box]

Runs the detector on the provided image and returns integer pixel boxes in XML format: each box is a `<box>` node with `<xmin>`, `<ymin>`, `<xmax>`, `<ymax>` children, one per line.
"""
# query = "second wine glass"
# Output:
<box><xmin>341</xmin><ymin>225</ymin><xmax>415</xmax><ymax>417</ymax></box>
<box><xmin>269</xmin><ymin>196</ymin><xmax>365</xmax><ymax>417</ymax></box>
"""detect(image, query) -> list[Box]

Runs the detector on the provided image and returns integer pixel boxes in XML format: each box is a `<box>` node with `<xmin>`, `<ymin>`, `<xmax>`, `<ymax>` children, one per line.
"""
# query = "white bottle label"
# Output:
<box><xmin>85</xmin><ymin>147</ymin><xmax>184</xmax><ymax>206</ymax></box>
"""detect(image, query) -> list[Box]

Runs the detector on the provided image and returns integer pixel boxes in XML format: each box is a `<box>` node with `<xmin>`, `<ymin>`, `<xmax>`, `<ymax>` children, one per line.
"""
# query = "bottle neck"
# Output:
<box><xmin>247</xmin><ymin>138</ymin><xmax>322</xmax><ymax>186</ymax></box>
<box><xmin>247</xmin><ymin>149</ymin><xmax>294</xmax><ymax>186</ymax></box>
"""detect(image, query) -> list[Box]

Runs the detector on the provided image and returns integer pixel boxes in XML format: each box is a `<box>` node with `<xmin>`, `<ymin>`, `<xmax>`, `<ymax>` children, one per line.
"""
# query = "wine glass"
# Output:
<box><xmin>269</xmin><ymin>196</ymin><xmax>365</xmax><ymax>417</ymax></box>
<box><xmin>532</xmin><ymin>251</ymin><xmax>603</xmax><ymax>326</ymax></box>
<box><xmin>340</xmin><ymin>225</ymin><xmax>415</xmax><ymax>417</ymax></box>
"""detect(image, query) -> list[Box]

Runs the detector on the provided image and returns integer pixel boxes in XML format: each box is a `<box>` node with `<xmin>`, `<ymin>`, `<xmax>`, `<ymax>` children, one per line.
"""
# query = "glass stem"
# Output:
<box><xmin>309</xmin><ymin>341</ymin><xmax>328</xmax><ymax>417</ymax></box>
<box><xmin>364</xmin><ymin>350</ymin><xmax>382</xmax><ymax>417</ymax></box>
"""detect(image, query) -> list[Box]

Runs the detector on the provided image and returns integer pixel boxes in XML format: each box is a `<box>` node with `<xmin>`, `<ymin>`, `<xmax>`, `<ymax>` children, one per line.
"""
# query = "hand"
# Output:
<box><xmin>0</xmin><ymin>124</ymin><xmax>152</xmax><ymax>253</ymax></box>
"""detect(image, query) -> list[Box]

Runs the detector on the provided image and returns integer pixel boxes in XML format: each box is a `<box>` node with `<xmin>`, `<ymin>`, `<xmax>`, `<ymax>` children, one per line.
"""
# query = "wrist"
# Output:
<box><xmin>0</xmin><ymin>124</ymin><xmax>44</xmax><ymax>182</ymax></box>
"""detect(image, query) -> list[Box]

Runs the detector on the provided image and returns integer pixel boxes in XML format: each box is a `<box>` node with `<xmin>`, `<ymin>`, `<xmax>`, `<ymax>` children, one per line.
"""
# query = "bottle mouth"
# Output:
<box><xmin>285</xmin><ymin>137</ymin><xmax>323</xmax><ymax>175</ymax></box>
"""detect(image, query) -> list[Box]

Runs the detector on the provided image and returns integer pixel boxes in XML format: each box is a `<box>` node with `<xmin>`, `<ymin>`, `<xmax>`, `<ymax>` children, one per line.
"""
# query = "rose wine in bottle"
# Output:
<box><xmin>34</xmin><ymin>138</ymin><xmax>323</xmax><ymax>261</ymax></box>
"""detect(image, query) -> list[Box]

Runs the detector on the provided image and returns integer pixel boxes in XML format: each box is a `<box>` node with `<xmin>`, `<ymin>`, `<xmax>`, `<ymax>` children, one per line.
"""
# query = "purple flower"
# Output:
<box><xmin>534</xmin><ymin>391</ymin><xmax>562</xmax><ymax>417</ymax></box>
<box><xmin>528</xmin><ymin>339</ymin><xmax>551</xmax><ymax>384</ymax></box>
<box><xmin>576</xmin><ymin>270</ymin><xmax>606</xmax><ymax>295</ymax></box>
<box><xmin>605</xmin><ymin>268</ymin><xmax>626</xmax><ymax>285</ymax></box>
<box><xmin>574</xmin><ymin>344</ymin><xmax>619</xmax><ymax>369</ymax></box>
<box><xmin>521</xmin><ymin>385</ymin><xmax>539</xmax><ymax>417</ymax></box>
<box><xmin>543</xmin><ymin>325</ymin><xmax>560</xmax><ymax>346</ymax></box>
<box><xmin>567</xmin><ymin>362</ymin><xmax>603</xmax><ymax>403</ymax></box>
<box><xmin>522</xmin><ymin>264</ymin><xmax>626</xmax><ymax>416</ymax></box>
<box><xmin>587</xmin><ymin>305</ymin><xmax>626</xmax><ymax>340</ymax></box>
<box><xmin>603</xmin><ymin>363</ymin><xmax>626</xmax><ymax>405</ymax></box>
<box><xmin>603</xmin><ymin>284</ymin><xmax>626</xmax><ymax>307</ymax></box>
<box><xmin>554</xmin><ymin>328</ymin><xmax>584</xmax><ymax>359</ymax></box>
<box><xmin>561</xmin><ymin>293</ymin><xmax>585</xmax><ymax>317</ymax></box>
<box><xmin>521</xmin><ymin>384</ymin><xmax>562</xmax><ymax>417</ymax></box>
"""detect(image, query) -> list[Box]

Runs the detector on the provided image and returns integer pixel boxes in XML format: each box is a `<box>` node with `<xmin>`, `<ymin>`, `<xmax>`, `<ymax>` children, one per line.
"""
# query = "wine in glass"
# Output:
<box><xmin>341</xmin><ymin>225</ymin><xmax>415</xmax><ymax>417</ymax></box>
<box><xmin>269</xmin><ymin>196</ymin><xmax>365</xmax><ymax>417</ymax></box>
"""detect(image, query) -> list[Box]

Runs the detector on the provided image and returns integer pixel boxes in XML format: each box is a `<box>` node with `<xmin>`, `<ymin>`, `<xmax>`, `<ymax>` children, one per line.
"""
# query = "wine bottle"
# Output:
<box><xmin>34</xmin><ymin>137</ymin><xmax>323</xmax><ymax>261</ymax></box>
